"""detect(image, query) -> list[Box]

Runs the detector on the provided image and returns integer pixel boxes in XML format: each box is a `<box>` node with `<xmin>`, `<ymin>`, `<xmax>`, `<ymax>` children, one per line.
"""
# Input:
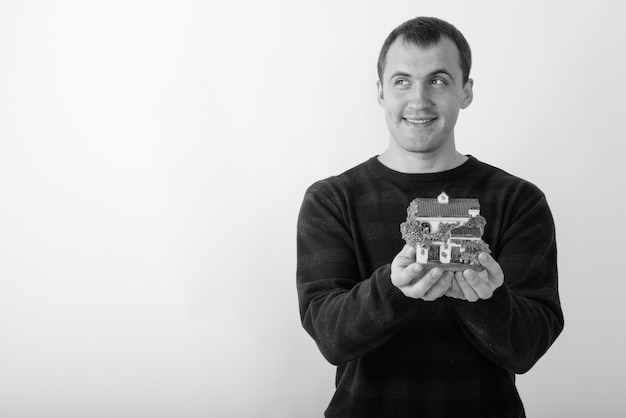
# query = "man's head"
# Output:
<box><xmin>376</xmin><ymin>17</ymin><xmax>474</xmax><ymax>169</ymax></box>
<box><xmin>377</xmin><ymin>17</ymin><xmax>472</xmax><ymax>85</ymax></box>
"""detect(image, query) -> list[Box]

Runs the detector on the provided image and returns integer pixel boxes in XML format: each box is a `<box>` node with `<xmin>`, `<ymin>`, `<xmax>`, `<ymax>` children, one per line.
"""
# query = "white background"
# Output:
<box><xmin>0</xmin><ymin>0</ymin><xmax>624</xmax><ymax>417</ymax></box>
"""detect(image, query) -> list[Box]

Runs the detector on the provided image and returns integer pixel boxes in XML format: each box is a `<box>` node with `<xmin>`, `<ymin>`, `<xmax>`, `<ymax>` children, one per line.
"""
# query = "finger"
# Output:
<box><xmin>446</xmin><ymin>274</ymin><xmax>465</xmax><ymax>299</ymax></box>
<box><xmin>463</xmin><ymin>267</ymin><xmax>489</xmax><ymax>286</ymax></box>
<box><xmin>478</xmin><ymin>253</ymin><xmax>504</xmax><ymax>287</ymax></box>
<box><xmin>456</xmin><ymin>270</ymin><xmax>479</xmax><ymax>302</ymax></box>
<box><xmin>394</xmin><ymin>262</ymin><xmax>424</xmax><ymax>287</ymax></box>
<box><xmin>462</xmin><ymin>268</ymin><xmax>494</xmax><ymax>299</ymax></box>
<box><xmin>399</xmin><ymin>244</ymin><xmax>416</xmax><ymax>259</ymax></box>
<box><xmin>393</xmin><ymin>245</ymin><xmax>417</xmax><ymax>268</ymax></box>
<box><xmin>405</xmin><ymin>267</ymin><xmax>443</xmax><ymax>299</ymax></box>
<box><xmin>422</xmin><ymin>270</ymin><xmax>453</xmax><ymax>301</ymax></box>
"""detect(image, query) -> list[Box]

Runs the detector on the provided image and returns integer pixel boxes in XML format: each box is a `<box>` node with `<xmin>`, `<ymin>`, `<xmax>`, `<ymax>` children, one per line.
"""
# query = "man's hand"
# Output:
<box><xmin>445</xmin><ymin>253</ymin><xmax>504</xmax><ymax>302</ymax></box>
<box><xmin>391</xmin><ymin>245</ymin><xmax>453</xmax><ymax>301</ymax></box>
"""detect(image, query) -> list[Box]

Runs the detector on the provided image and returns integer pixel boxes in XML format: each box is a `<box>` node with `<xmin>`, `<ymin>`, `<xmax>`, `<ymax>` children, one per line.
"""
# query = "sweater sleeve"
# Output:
<box><xmin>453</xmin><ymin>185</ymin><xmax>564</xmax><ymax>374</ymax></box>
<box><xmin>296</xmin><ymin>182</ymin><xmax>416</xmax><ymax>366</ymax></box>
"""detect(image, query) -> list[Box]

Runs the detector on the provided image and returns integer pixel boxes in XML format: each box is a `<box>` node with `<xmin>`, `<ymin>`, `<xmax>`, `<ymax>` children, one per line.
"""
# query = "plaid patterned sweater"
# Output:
<box><xmin>296</xmin><ymin>156</ymin><xmax>563</xmax><ymax>417</ymax></box>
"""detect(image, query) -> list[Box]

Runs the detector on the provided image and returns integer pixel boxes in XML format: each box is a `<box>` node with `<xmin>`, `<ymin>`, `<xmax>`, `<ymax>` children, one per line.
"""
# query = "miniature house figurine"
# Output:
<box><xmin>400</xmin><ymin>192</ymin><xmax>491</xmax><ymax>271</ymax></box>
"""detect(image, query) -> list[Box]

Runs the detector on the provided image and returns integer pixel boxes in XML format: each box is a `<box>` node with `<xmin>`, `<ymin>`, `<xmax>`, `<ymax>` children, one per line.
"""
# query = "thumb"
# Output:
<box><xmin>400</xmin><ymin>244</ymin><xmax>416</xmax><ymax>259</ymax></box>
<box><xmin>392</xmin><ymin>244</ymin><xmax>417</xmax><ymax>269</ymax></box>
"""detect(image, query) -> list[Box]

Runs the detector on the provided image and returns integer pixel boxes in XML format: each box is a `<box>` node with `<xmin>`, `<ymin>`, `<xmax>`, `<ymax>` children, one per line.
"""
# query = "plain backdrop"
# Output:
<box><xmin>1</xmin><ymin>0</ymin><xmax>624</xmax><ymax>417</ymax></box>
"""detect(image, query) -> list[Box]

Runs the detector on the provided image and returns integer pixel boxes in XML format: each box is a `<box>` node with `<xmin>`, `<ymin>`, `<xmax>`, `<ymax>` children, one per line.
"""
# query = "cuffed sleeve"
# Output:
<box><xmin>453</xmin><ymin>187</ymin><xmax>564</xmax><ymax>373</ymax></box>
<box><xmin>297</xmin><ymin>182</ymin><xmax>416</xmax><ymax>365</ymax></box>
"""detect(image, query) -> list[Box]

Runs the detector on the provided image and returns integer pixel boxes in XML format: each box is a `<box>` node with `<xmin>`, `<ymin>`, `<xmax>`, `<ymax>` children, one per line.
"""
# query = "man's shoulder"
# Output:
<box><xmin>306</xmin><ymin>157</ymin><xmax>377</xmax><ymax>196</ymax></box>
<box><xmin>471</xmin><ymin>157</ymin><xmax>516</xmax><ymax>179</ymax></box>
<box><xmin>473</xmin><ymin>157</ymin><xmax>544</xmax><ymax>194</ymax></box>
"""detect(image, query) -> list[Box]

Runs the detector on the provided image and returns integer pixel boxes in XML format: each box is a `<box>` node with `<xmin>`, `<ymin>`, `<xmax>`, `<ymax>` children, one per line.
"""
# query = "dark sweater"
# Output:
<box><xmin>296</xmin><ymin>156</ymin><xmax>564</xmax><ymax>417</ymax></box>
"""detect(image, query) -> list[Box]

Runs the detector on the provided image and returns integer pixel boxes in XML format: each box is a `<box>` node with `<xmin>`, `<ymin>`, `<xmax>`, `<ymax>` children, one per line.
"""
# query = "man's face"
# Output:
<box><xmin>377</xmin><ymin>37</ymin><xmax>473</xmax><ymax>156</ymax></box>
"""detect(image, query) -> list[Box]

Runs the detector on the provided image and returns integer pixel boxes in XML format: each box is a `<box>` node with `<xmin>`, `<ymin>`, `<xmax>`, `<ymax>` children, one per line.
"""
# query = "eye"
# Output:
<box><xmin>431</xmin><ymin>78</ymin><xmax>447</xmax><ymax>86</ymax></box>
<box><xmin>394</xmin><ymin>78</ymin><xmax>410</xmax><ymax>87</ymax></box>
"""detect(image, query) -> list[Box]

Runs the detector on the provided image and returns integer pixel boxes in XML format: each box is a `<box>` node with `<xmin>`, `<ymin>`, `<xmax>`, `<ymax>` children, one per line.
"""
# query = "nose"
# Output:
<box><xmin>407</xmin><ymin>84</ymin><xmax>432</xmax><ymax>109</ymax></box>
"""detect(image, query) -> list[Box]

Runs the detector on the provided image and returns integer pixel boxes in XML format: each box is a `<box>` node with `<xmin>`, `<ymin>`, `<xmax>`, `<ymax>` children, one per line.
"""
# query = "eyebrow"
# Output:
<box><xmin>388</xmin><ymin>69</ymin><xmax>456</xmax><ymax>83</ymax></box>
<box><xmin>430</xmin><ymin>69</ymin><xmax>456</xmax><ymax>82</ymax></box>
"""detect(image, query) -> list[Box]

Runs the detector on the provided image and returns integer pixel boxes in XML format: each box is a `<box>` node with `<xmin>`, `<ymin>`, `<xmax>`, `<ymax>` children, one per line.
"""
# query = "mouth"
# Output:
<box><xmin>403</xmin><ymin>117</ymin><xmax>437</xmax><ymax>125</ymax></box>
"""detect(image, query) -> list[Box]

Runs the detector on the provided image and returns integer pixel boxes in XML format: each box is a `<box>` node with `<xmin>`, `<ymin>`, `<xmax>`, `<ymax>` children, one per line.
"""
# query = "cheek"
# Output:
<box><xmin>438</xmin><ymin>97</ymin><xmax>463</xmax><ymax>118</ymax></box>
<box><xmin>384</xmin><ymin>108</ymin><xmax>397</xmax><ymax>126</ymax></box>
<box><xmin>384</xmin><ymin>97</ymin><xmax>404</xmax><ymax>118</ymax></box>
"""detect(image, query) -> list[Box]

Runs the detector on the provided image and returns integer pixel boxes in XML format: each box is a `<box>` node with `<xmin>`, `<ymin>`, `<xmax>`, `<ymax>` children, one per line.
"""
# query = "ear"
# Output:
<box><xmin>460</xmin><ymin>78</ymin><xmax>473</xmax><ymax>109</ymax></box>
<box><xmin>377</xmin><ymin>79</ymin><xmax>385</xmax><ymax>107</ymax></box>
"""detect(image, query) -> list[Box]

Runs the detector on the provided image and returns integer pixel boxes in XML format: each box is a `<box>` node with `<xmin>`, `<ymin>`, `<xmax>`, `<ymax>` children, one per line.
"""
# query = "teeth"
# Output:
<box><xmin>405</xmin><ymin>118</ymin><xmax>434</xmax><ymax>124</ymax></box>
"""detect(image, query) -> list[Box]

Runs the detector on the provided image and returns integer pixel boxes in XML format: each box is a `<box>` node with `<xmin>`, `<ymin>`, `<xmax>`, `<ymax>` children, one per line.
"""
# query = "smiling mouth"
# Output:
<box><xmin>404</xmin><ymin>117</ymin><xmax>437</xmax><ymax>124</ymax></box>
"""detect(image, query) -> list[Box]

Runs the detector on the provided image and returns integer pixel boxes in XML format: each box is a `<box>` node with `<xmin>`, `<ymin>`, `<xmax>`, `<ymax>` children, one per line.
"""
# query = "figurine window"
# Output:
<box><xmin>421</xmin><ymin>222</ymin><xmax>431</xmax><ymax>233</ymax></box>
<box><xmin>437</xmin><ymin>192</ymin><xmax>449</xmax><ymax>204</ymax></box>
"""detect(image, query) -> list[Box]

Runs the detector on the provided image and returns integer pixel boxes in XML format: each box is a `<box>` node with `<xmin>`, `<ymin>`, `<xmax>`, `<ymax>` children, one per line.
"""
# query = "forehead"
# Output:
<box><xmin>383</xmin><ymin>36</ymin><xmax>463</xmax><ymax>80</ymax></box>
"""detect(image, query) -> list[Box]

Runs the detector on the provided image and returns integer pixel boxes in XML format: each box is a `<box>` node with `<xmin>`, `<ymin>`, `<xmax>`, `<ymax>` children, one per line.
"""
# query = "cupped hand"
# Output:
<box><xmin>391</xmin><ymin>245</ymin><xmax>454</xmax><ymax>301</ymax></box>
<box><xmin>445</xmin><ymin>253</ymin><xmax>504</xmax><ymax>302</ymax></box>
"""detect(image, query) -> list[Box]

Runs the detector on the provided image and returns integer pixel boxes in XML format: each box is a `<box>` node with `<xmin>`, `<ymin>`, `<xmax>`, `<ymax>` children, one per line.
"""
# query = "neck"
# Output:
<box><xmin>378</xmin><ymin>146</ymin><xmax>468</xmax><ymax>174</ymax></box>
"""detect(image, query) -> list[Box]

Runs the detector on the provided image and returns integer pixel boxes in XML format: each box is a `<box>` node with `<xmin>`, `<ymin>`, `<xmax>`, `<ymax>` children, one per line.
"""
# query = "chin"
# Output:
<box><xmin>393</xmin><ymin>132</ymin><xmax>452</xmax><ymax>154</ymax></box>
<box><xmin>399</xmin><ymin>140</ymin><xmax>443</xmax><ymax>154</ymax></box>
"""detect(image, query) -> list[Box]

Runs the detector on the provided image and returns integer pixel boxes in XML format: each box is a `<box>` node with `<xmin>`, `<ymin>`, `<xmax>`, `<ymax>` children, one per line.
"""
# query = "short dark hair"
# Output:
<box><xmin>377</xmin><ymin>17</ymin><xmax>472</xmax><ymax>85</ymax></box>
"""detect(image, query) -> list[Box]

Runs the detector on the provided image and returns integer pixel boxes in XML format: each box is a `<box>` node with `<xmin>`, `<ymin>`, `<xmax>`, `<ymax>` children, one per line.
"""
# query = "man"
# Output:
<box><xmin>297</xmin><ymin>16</ymin><xmax>563</xmax><ymax>417</ymax></box>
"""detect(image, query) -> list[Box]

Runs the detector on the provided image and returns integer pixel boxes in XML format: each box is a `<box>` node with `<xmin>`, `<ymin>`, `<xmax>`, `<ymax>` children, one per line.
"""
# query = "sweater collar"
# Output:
<box><xmin>368</xmin><ymin>155</ymin><xmax>478</xmax><ymax>182</ymax></box>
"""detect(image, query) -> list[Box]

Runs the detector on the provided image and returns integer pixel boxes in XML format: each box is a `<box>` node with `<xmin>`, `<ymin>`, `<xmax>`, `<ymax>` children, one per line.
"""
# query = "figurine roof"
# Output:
<box><xmin>411</xmin><ymin>198</ymin><xmax>480</xmax><ymax>217</ymax></box>
<box><xmin>450</xmin><ymin>226</ymin><xmax>483</xmax><ymax>237</ymax></box>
